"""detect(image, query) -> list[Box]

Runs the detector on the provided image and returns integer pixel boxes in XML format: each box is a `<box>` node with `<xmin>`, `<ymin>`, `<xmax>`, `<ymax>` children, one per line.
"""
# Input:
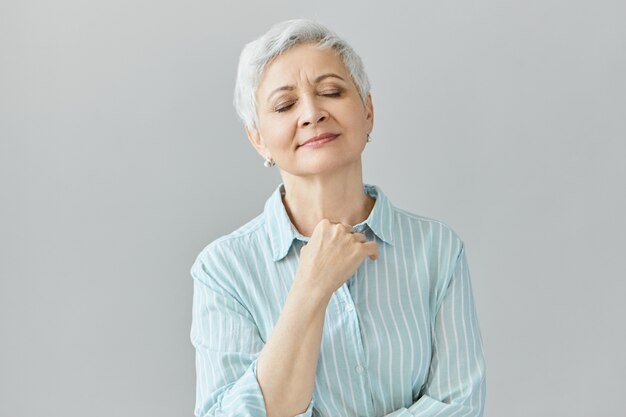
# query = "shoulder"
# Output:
<box><xmin>190</xmin><ymin>212</ymin><xmax>269</xmax><ymax>285</ymax></box>
<box><xmin>392</xmin><ymin>205</ymin><xmax>465</xmax><ymax>255</ymax></box>
<box><xmin>390</xmin><ymin>205</ymin><xmax>469</xmax><ymax>313</ymax></box>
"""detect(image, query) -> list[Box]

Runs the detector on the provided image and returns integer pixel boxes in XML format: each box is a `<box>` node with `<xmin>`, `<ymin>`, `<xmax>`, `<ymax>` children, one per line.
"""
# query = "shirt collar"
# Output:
<box><xmin>264</xmin><ymin>182</ymin><xmax>395</xmax><ymax>262</ymax></box>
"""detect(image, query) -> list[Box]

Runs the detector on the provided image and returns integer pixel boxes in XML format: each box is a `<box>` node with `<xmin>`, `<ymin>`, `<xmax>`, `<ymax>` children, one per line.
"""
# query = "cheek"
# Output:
<box><xmin>261</xmin><ymin>117</ymin><xmax>294</xmax><ymax>143</ymax></box>
<box><xmin>338</xmin><ymin>101</ymin><xmax>367</xmax><ymax>123</ymax></box>
<box><xmin>269</xmin><ymin>123</ymin><xmax>297</xmax><ymax>147</ymax></box>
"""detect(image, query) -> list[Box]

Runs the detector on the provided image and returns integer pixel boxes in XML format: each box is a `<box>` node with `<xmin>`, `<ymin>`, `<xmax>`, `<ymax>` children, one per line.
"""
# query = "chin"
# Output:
<box><xmin>290</xmin><ymin>157</ymin><xmax>362</xmax><ymax>177</ymax></box>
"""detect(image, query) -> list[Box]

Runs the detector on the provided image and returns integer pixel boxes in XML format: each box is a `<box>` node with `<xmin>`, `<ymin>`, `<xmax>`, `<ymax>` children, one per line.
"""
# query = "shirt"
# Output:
<box><xmin>190</xmin><ymin>182</ymin><xmax>486</xmax><ymax>417</ymax></box>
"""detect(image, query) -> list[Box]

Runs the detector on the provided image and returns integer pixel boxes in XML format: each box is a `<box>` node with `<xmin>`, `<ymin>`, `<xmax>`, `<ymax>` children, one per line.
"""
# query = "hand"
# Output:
<box><xmin>294</xmin><ymin>218</ymin><xmax>379</xmax><ymax>299</ymax></box>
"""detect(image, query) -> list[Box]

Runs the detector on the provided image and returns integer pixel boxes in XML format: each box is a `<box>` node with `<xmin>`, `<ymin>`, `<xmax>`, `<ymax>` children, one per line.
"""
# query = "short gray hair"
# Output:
<box><xmin>233</xmin><ymin>19</ymin><xmax>371</xmax><ymax>130</ymax></box>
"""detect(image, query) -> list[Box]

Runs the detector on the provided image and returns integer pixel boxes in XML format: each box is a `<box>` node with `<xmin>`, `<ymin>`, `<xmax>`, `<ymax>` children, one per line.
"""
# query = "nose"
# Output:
<box><xmin>299</xmin><ymin>95</ymin><xmax>328</xmax><ymax>127</ymax></box>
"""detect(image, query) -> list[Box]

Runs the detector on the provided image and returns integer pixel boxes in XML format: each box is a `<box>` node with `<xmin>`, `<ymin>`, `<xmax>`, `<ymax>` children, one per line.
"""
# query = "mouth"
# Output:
<box><xmin>298</xmin><ymin>133</ymin><xmax>340</xmax><ymax>148</ymax></box>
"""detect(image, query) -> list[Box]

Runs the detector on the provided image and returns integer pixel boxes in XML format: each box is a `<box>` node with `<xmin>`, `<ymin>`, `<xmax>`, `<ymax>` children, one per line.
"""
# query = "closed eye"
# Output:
<box><xmin>274</xmin><ymin>91</ymin><xmax>343</xmax><ymax>113</ymax></box>
<box><xmin>275</xmin><ymin>103</ymin><xmax>294</xmax><ymax>113</ymax></box>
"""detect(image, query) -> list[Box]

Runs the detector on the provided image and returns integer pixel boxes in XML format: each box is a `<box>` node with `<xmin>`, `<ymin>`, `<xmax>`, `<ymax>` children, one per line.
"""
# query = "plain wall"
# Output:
<box><xmin>1</xmin><ymin>1</ymin><xmax>625</xmax><ymax>416</ymax></box>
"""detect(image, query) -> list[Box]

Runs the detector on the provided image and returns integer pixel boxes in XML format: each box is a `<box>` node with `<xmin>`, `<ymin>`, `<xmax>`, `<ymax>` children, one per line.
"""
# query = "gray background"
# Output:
<box><xmin>1</xmin><ymin>1</ymin><xmax>625</xmax><ymax>416</ymax></box>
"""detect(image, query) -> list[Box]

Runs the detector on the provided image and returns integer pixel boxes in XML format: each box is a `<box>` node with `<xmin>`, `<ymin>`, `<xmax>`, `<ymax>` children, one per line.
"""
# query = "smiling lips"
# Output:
<box><xmin>299</xmin><ymin>133</ymin><xmax>339</xmax><ymax>148</ymax></box>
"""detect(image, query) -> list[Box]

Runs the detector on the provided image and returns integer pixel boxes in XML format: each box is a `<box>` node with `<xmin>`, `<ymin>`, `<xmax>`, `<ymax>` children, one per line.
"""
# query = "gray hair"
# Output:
<box><xmin>233</xmin><ymin>19</ymin><xmax>371</xmax><ymax>131</ymax></box>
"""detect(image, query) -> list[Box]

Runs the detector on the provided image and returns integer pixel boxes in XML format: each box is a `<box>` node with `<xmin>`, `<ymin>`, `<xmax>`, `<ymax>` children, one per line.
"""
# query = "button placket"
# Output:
<box><xmin>337</xmin><ymin>280</ymin><xmax>371</xmax><ymax>384</ymax></box>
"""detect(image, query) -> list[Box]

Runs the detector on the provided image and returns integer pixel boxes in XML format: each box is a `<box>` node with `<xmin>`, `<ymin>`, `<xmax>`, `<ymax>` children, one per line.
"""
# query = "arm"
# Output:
<box><xmin>256</xmin><ymin>277</ymin><xmax>330</xmax><ymax>417</ymax></box>
<box><xmin>382</xmin><ymin>243</ymin><xmax>487</xmax><ymax>417</ymax></box>
<box><xmin>190</xmin><ymin>253</ymin><xmax>329</xmax><ymax>417</ymax></box>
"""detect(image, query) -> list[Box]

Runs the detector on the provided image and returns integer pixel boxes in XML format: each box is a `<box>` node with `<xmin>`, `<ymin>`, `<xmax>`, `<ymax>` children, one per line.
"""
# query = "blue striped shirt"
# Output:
<box><xmin>190</xmin><ymin>182</ymin><xmax>486</xmax><ymax>417</ymax></box>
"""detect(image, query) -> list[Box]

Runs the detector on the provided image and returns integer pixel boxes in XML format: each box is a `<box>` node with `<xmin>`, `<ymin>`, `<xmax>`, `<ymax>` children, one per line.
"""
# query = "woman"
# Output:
<box><xmin>190</xmin><ymin>19</ymin><xmax>486</xmax><ymax>417</ymax></box>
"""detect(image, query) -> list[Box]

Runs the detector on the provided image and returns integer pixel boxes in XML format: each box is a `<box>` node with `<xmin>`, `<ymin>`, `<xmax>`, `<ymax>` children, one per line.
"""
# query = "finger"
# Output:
<box><xmin>362</xmin><ymin>240</ymin><xmax>379</xmax><ymax>260</ymax></box>
<box><xmin>341</xmin><ymin>222</ymin><xmax>354</xmax><ymax>232</ymax></box>
<box><xmin>352</xmin><ymin>232</ymin><xmax>367</xmax><ymax>243</ymax></box>
<box><xmin>332</xmin><ymin>221</ymin><xmax>355</xmax><ymax>233</ymax></box>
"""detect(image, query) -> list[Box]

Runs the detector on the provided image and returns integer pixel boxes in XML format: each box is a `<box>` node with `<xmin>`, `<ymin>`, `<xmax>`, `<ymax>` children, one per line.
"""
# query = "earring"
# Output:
<box><xmin>263</xmin><ymin>156</ymin><xmax>275</xmax><ymax>167</ymax></box>
<box><xmin>366</xmin><ymin>133</ymin><xmax>372</xmax><ymax>143</ymax></box>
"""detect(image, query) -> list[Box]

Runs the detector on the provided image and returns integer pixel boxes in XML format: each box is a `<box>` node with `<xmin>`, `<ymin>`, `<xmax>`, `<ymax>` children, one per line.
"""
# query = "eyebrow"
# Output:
<box><xmin>265</xmin><ymin>73</ymin><xmax>346</xmax><ymax>103</ymax></box>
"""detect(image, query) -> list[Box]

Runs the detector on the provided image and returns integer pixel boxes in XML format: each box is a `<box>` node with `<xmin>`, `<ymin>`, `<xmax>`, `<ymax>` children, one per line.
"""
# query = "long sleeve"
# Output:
<box><xmin>381</xmin><ymin>243</ymin><xmax>487</xmax><ymax>417</ymax></box>
<box><xmin>190</xmin><ymin>255</ymin><xmax>315</xmax><ymax>417</ymax></box>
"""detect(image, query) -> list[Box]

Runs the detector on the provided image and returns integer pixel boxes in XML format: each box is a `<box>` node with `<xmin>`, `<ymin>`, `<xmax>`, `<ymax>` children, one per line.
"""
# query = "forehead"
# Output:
<box><xmin>257</xmin><ymin>43</ymin><xmax>348</xmax><ymax>95</ymax></box>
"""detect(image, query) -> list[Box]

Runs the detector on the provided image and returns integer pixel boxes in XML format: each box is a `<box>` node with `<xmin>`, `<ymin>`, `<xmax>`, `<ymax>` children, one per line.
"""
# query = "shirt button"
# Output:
<box><xmin>355</xmin><ymin>365</ymin><xmax>365</xmax><ymax>374</ymax></box>
<box><xmin>345</xmin><ymin>304</ymin><xmax>354</xmax><ymax>312</ymax></box>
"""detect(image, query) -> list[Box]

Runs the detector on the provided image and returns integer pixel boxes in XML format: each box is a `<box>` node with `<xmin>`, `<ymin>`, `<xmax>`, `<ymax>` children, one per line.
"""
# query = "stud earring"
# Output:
<box><xmin>366</xmin><ymin>133</ymin><xmax>372</xmax><ymax>143</ymax></box>
<box><xmin>263</xmin><ymin>156</ymin><xmax>275</xmax><ymax>167</ymax></box>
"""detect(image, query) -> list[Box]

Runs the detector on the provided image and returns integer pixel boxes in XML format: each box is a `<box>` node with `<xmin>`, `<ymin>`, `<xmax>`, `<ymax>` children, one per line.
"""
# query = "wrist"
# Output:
<box><xmin>290</xmin><ymin>275</ymin><xmax>331</xmax><ymax>308</ymax></box>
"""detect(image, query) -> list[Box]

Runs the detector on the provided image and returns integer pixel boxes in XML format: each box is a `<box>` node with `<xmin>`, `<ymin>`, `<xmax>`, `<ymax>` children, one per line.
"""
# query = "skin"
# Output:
<box><xmin>244</xmin><ymin>42</ymin><xmax>379</xmax><ymax>417</ymax></box>
<box><xmin>246</xmin><ymin>41</ymin><xmax>376</xmax><ymax>237</ymax></box>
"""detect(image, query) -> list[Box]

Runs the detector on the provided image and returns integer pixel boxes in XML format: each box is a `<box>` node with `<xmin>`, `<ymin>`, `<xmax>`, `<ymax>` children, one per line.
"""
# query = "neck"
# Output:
<box><xmin>280</xmin><ymin>160</ymin><xmax>376</xmax><ymax>237</ymax></box>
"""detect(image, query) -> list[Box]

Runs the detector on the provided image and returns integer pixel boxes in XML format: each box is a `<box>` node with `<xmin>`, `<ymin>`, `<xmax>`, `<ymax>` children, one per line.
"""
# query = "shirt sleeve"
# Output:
<box><xmin>190</xmin><ymin>255</ymin><xmax>315</xmax><ymax>417</ymax></box>
<box><xmin>380</xmin><ymin>243</ymin><xmax>487</xmax><ymax>417</ymax></box>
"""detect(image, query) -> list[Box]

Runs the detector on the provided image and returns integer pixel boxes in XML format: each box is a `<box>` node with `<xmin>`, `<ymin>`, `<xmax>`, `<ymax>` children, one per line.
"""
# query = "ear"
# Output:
<box><xmin>364</xmin><ymin>93</ymin><xmax>374</xmax><ymax>134</ymax></box>
<box><xmin>245</xmin><ymin>125</ymin><xmax>269</xmax><ymax>159</ymax></box>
